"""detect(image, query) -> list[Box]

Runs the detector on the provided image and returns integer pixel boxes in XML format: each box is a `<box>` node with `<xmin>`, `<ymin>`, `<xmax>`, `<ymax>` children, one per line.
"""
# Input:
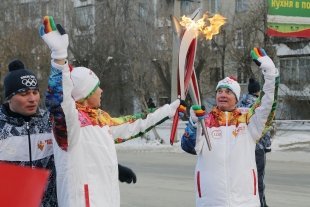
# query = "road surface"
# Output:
<box><xmin>118</xmin><ymin>150</ymin><xmax>310</xmax><ymax>207</ymax></box>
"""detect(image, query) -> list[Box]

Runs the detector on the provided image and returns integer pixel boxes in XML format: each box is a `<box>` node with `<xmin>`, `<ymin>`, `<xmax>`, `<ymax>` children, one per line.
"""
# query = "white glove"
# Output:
<box><xmin>168</xmin><ymin>99</ymin><xmax>180</xmax><ymax>118</ymax></box>
<box><xmin>251</xmin><ymin>48</ymin><xmax>279</xmax><ymax>76</ymax></box>
<box><xmin>39</xmin><ymin>16</ymin><xmax>68</xmax><ymax>59</ymax></box>
<box><xmin>190</xmin><ymin>106</ymin><xmax>198</xmax><ymax>125</ymax></box>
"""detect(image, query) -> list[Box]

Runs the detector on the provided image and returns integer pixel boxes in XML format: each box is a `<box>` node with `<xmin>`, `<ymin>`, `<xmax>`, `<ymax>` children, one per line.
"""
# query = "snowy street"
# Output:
<box><xmin>118</xmin><ymin>150</ymin><xmax>310</xmax><ymax>207</ymax></box>
<box><xmin>117</xmin><ymin>120</ymin><xmax>310</xmax><ymax>207</ymax></box>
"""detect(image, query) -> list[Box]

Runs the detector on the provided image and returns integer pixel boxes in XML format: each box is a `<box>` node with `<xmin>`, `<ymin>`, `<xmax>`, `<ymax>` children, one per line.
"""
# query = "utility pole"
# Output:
<box><xmin>221</xmin><ymin>29</ymin><xmax>226</xmax><ymax>79</ymax></box>
<box><xmin>171</xmin><ymin>0</ymin><xmax>181</xmax><ymax>102</ymax></box>
<box><xmin>263</xmin><ymin>0</ymin><xmax>269</xmax><ymax>48</ymax></box>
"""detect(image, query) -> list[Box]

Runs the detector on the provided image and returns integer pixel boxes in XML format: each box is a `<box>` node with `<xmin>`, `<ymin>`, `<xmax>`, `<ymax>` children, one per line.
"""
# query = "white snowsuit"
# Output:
<box><xmin>46</xmin><ymin>61</ymin><xmax>178</xmax><ymax>207</ymax></box>
<box><xmin>182</xmin><ymin>72</ymin><xmax>278</xmax><ymax>207</ymax></box>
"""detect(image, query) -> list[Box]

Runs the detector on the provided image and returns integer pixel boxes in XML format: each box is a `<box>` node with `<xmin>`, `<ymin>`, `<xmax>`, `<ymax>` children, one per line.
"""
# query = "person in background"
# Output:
<box><xmin>0</xmin><ymin>59</ymin><xmax>58</xmax><ymax>206</ymax></box>
<box><xmin>40</xmin><ymin>16</ymin><xmax>181</xmax><ymax>207</ymax></box>
<box><xmin>181</xmin><ymin>48</ymin><xmax>279</xmax><ymax>207</ymax></box>
<box><xmin>147</xmin><ymin>98</ymin><xmax>156</xmax><ymax>109</ymax></box>
<box><xmin>239</xmin><ymin>78</ymin><xmax>272</xmax><ymax>207</ymax></box>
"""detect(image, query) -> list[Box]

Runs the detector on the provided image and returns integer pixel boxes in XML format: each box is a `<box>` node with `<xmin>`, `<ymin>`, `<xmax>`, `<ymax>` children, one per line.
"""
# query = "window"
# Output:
<box><xmin>5</xmin><ymin>10</ymin><xmax>13</xmax><ymax>22</ymax></box>
<box><xmin>74</xmin><ymin>0</ymin><xmax>93</xmax><ymax>7</ymax></box>
<box><xmin>210</xmin><ymin>67</ymin><xmax>221</xmax><ymax>86</ymax></box>
<box><xmin>209</xmin><ymin>37</ymin><xmax>219</xmax><ymax>51</ymax></box>
<box><xmin>235</xmin><ymin>0</ymin><xmax>248</xmax><ymax>12</ymax></box>
<box><xmin>75</xmin><ymin>36</ymin><xmax>93</xmax><ymax>55</ymax></box>
<box><xmin>18</xmin><ymin>4</ymin><xmax>29</xmax><ymax>19</ymax></box>
<box><xmin>237</xmin><ymin>67</ymin><xmax>248</xmax><ymax>84</ymax></box>
<box><xmin>138</xmin><ymin>3</ymin><xmax>146</xmax><ymax>19</ymax></box>
<box><xmin>299</xmin><ymin>58</ymin><xmax>310</xmax><ymax>84</ymax></box>
<box><xmin>75</xmin><ymin>5</ymin><xmax>94</xmax><ymax>29</ymax></box>
<box><xmin>280</xmin><ymin>59</ymin><xmax>296</xmax><ymax>86</ymax></box>
<box><xmin>280</xmin><ymin>57</ymin><xmax>310</xmax><ymax>90</ymax></box>
<box><xmin>156</xmin><ymin>34</ymin><xmax>168</xmax><ymax>50</ymax></box>
<box><xmin>208</xmin><ymin>0</ymin><xmax>220</xmax><ymax>13</ymax></box>
<box><xmin>234</xmin><ymin>29</ymin><xmax>244</xmax><ymax>49</ymax></box>
<box><xmin>20</xmin><ymin>0</ymin><xmax>35</xmax><ymax>3</ymax></box>
<box><xmin>122</xmin><ymin>68</ymin><xmax>129</xmax><ymax>82</ymax></box>
<box><xmin>181</xmin><ymin>1</ymin><xmax>191</xmax><ymax>14</ymax></box>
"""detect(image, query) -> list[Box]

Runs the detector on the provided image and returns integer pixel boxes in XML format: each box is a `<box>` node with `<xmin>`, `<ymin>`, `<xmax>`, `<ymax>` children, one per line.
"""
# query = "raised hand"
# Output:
<box><xmin>39</xmin><ymin>16</ymin><xmax>68</xmax><ymax>59</ymax></box>
<box><xmin>250</xmin><ymin>48</ymin><xmax>278</xmax><ymax>76</ymax></box>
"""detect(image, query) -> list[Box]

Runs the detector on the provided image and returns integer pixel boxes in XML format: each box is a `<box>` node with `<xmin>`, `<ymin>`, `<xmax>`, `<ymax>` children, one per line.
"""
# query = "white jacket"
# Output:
<box><xmin>187</xmin><ymin>73</ymin><xmax>278</xmax><ymax>207</ymax></box>
<box><xmin>47</xmin><ymin>61</ymin><xmax>179</xmax><ymax>207</ymax></box>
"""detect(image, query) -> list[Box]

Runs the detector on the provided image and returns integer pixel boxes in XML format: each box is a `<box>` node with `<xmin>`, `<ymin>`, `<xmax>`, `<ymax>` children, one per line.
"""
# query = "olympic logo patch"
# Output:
<box><xmin>20</xmin><ymin>75</ymin><xmax>37</xmax><ymax>87</ymax></box>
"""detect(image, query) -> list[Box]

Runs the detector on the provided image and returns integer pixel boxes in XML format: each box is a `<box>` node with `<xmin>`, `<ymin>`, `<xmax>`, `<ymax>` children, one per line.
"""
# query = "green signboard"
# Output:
<box><xmin>267</xmin><ymin>0</ymin><xmax>310</xmax><ymax>37</ymax></box>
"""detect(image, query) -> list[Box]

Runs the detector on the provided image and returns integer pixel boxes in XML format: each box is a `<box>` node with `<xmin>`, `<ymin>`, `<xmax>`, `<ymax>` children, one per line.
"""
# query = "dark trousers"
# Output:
<box><xmin>256</xmin><ymin>148</ymin><xmax>268</xmax><ymax>207</ymax></box>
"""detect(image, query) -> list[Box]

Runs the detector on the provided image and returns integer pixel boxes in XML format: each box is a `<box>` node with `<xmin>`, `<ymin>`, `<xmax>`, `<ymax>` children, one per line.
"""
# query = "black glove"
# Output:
<box><xmin>118</xmin><ymin>164</ymin><xmax>137</xmax><ymax>184</ymax></box>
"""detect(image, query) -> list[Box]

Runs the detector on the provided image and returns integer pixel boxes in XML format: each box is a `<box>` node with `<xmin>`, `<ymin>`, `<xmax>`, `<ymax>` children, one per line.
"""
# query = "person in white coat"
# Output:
<box><xmin>181</xmin><ymin>48</ymin><xmax>279</xmax><ymax>207</ymax></box>
<box><xmin>40</xmin><ymin>16</ymin><xmax>181</xmax><ymax>207</ymax></box>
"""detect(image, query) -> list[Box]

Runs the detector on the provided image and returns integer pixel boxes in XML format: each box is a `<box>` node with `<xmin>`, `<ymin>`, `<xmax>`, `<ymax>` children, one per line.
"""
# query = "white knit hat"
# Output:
<box><xmin>71</xmin><ymin>67</ymin><xmax>100</xmax><ymax>101</ymax></box>
<box><xmin>216</xmin><ymin>76</ymin><xmax>241</xmax><ymax>101</ymax></box>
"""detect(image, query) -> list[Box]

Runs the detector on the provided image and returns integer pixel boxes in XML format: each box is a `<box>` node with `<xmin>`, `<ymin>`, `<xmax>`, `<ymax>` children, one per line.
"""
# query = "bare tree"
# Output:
<box><xmin>0</xmin><ymin>1</ymin><xmax>52</xmax><ymax>104</ymax></box>
<box><xmin>68</xmin><ymin>1</ymin><xmax>174</xmax><ymax>115</ymax></box>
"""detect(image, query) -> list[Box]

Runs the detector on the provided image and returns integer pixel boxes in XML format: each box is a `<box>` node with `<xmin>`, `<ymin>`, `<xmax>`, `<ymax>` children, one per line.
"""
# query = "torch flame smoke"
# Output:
<box><xmin>180</xmin><ymin>13</ymin><xmax>226</xmax><ymax>40</ymax></box>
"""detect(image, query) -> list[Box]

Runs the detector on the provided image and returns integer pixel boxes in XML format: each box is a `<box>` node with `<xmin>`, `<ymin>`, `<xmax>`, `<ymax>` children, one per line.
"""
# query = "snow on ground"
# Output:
<box><xmin>116</xmin><ymin>137</ymin><xmax>183</xmax><ymax>153</ymax></box>
<box><xmin>116</xmin><ymin>120</ymin><xmax>310</xmax><ymax>162</ymax></box>
<box><xmin>272</xmin><ymin>132</ymin><xmax>310</xmax><ymax>152</ymax></box>
<box><xmin>272</xmin><ymin>120</ymin><xmax>310</xmax><ymax>152</ymax></box>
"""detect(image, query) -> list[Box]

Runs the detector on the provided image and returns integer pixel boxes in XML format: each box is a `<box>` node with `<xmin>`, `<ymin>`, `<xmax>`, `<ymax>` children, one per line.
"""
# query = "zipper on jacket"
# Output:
<box><xmin>225</xmin><ymin>112</ymin><xmax>231</xmax><ymax>205</ymax></box>
<box><xmin>26</xmin><ymin>122</ymin><xmax>33</xmax><ymax>168</ymax></box>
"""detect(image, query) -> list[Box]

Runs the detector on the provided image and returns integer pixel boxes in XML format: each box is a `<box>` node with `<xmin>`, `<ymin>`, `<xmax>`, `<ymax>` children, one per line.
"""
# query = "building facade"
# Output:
<box><xmin>0</xmin><ymin>0</ymin><xmax>309</xmax><ymax>119</ymax></box>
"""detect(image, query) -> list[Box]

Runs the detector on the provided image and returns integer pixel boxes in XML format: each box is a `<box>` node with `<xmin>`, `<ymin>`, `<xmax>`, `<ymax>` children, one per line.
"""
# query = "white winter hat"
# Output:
<box><xmin>216</xmin><ymin>76</ymin><xmax>241</xmax><ymax>101</ymax></box>
<box><xmin>71</xmin><ymin>67</ymin><xmax>100</xmax><ymax>101</ymax></box>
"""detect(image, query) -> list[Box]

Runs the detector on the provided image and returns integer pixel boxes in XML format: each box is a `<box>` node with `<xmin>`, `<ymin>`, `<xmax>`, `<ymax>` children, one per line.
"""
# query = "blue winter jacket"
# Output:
<box><xmin>239</xmin><ymin>93</ymin><xmax>272</xmax><ymax>152</ymax></box>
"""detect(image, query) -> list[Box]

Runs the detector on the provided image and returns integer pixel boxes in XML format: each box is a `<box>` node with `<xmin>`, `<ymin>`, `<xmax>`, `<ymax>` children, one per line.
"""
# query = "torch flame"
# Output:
<box><xmin>180</xmin><ymin>13</ymin><xmax>226</xmax><ymax>40</ymax></box>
